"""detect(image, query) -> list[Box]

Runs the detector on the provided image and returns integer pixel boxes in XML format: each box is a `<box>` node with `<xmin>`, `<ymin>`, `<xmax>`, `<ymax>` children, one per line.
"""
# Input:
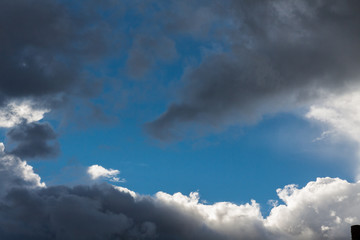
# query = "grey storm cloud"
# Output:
<box><xmin>0</xmin><ymin>0</ymin><xmax>126</xmax><ymax>158</ymax></box>
<box><xmin>0</xmin><ymin>147</ymin><xmax>222</xmax><ymax>239</ymax></box>
<box><xmin>0</xmin><ymin>0</ymin><xmax>122</xmax><ymax>106</ymax></box>
<box><xmin>146</xmin><ymin>0</ymin><xmax>360</xmax><ymax>140</ymax></box>
<box><xmin>0</xmin><ymin>185</ymin><xmax>223</xmax><ymax>240</ymax></box>
<box><xmin>6</xmin><ymin>122</ymin><xmax>59</xmax><ymax>159</ymax></box>
<box><xmin>7</xmin><ymin>0</ymin><xmax>360</xmax><ymax>142</ymax></box>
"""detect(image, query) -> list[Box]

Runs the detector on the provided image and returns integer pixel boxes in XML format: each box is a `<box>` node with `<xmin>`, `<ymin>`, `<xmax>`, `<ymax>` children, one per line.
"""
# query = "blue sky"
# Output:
<box><xmin>1</xmin><ymin>1</ymin><xmax>360</xmax><ymax>239</ymax></box>
<box><xmin>33</xmin><ymin>110</ymin><xmax>353</xmax><ymax>209</ymax></box>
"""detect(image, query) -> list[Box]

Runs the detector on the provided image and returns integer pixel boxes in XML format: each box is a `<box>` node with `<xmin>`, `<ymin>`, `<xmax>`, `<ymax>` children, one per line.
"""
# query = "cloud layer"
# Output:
<box><xmin>6</xmin><ymin>0</ymin><xmax>359</xmax><ymax>142</ymax></box>
<box><xmin>0</xmin><ymin>143</ymin><xmax>45</xmax><ymax>196</ymax></box>
<box><xmin>147</xmin><ymin>0</ymin><xmax>360</xmax><ymax>140</ymax></box>
<box><xmin>0</xmin><ymin>143</ymin><xmax>359</xmax><ymax>239</ymax></box>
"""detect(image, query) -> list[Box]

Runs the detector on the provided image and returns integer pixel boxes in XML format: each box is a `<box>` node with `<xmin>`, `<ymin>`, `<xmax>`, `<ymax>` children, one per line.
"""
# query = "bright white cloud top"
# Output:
<box><xmin>87</xmin><ymin>164</ymin><xmax>125</xmax><ymax>182</ymax></box>
<box><xmin>307</xmin><ymin>88</ymin><xmax>360</xmax><ymax>179</ymax></box>
<box><xmin>0</xmin><ymin>100</ymin><xmax>49</xmax><ymax>128</ymax></box>
<box><xmin>152</xmin><ymin>177</ymin><xmax>360</xmax><ymax>239</ymax></box>
<box><xmin>307</xmin><ymin>89</ymin><xmax>360</xmax><ymax>144</ymax></box>
<box><xmin>0</xmin><ymin>142</ymin><xmax>45</xmax><ymax>195</ymax></box>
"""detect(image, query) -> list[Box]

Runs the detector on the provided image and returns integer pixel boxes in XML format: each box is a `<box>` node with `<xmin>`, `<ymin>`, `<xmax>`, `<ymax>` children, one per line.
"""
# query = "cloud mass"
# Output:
<box><xmin>0</xmin><ymin>100</ymin><xmax>49</xmax><ymax>128</ymax></box>
<box><xmin>6</xmin><ymin>122</ymin><xmax>59</xmax><ymax>159</ymax></box>
<box><xmin>0</xmin><ymin>0</ymin><xmax>124</xmax><ymax>114</ymax></box>
<box><xmin>0</xmin><ymin>145</ymin><xmax>358</xmax><ymax>239</ymax></box>
<box><xmin>147</xmin><ymin>0</ymin><xmax>360</xmax><ymax>140</ymax></box>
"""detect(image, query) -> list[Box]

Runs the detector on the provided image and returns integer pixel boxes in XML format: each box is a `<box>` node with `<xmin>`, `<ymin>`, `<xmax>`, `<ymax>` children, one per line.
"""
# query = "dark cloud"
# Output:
<box><xmin>0</xmin><ymin>150</ymin><xmax>230</xmax><ymax>240</ymax></box>
<box><xmin>0</xmin><ymin>185</ymin><xmax>223</xmax><ymax>240</ymax></box>
<box><xmin>0</xmin><ymin>0</ymin><xmax>123</xmax><ymax>107</ymax></box>
<box><xmin>0</xmin><ymin>0</ymin><xmax>129</xmax><ymax>158</ymax></box>
<box><xmin>146</xmin><ymin>0</ymin><xmax>360</xmax><ymax>140</ymax></box>
<box><xmin>0</xmin><ymin>171</ymin><xmax>358</xmax><ymax>240</ymax></box>
<box><xmin>6</xmin><ymin>122</ymin><xmax>59</xmax><ymax>159</ymax></box>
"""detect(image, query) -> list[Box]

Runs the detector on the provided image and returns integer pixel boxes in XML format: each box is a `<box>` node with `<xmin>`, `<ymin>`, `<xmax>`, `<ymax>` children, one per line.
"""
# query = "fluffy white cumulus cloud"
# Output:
<box><xmin>87</xmin><ymin>164</ymin><xmax>125</xmax><ymax>182</ymax></box>
<box><xmin>0</xmin><ymin>142</ymin><xmax>45</xmax><ymax>195</ymax></box>
<box><xmin>155</xmin><ymin>191</ymin><xmax>266</xmax><ymax>239</ymax></box>
<box><xmin>0</xmin><ymin>100</ymin><xmax>49</xmax><ymax>128</ymax></box>
<box><xmin>266</xmin><ymin>177</ymin><xmax>360</xmax><ymax>240</ymax></box>
<box><xmin>155</xmin><ymin>177</ymin><xmax>360</xmax><ymax>239</ymax></box>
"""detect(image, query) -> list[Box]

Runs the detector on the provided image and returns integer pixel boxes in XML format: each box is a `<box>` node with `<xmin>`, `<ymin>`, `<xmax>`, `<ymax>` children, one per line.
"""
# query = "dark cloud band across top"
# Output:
<box><xmin>5</xmin><ymin>0</ymin><xmax>360</xmax><ymax>141</ymax></box>
<box><xmin>146</xmin><ymin>0</ymin><xmax>360</xmax><ymax>140</ymax></box>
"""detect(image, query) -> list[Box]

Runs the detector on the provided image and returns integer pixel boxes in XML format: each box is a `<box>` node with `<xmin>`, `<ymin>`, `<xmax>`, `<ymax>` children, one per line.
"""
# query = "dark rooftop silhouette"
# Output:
<box><xmin>352</xmin><ymin>225</ymin><xmax>360</xmax><ymax>240</ymax></box>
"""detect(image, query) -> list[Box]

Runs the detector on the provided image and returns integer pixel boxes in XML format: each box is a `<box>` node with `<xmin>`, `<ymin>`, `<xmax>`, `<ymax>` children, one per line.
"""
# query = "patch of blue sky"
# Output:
<box><xmin>32</xmin><ymin>106</ymin><xmax>354</xmax><ymax>217</ymax></box>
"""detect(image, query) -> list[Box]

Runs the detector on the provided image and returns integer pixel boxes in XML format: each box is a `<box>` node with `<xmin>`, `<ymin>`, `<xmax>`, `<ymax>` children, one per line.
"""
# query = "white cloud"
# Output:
<box><xmin>0</xmin><ymin>142</ymin><xmax>45</xmax><ymax>195</ymax></box>
<box><xmin>306</xmin><ymin>88</ymin><xmax>360</xmax><ymax>179</ymax></box>
<box><xmin>87</xmin><ymin>164</ymin><xmax>125</xmax><ymax>183</ymax></box>
<box><xmin>0</xmin><ymin>100</ymin><xmax>50</xmax><ymax>128</ymax></box>
<box><xmin>266</xmin><ymin>177</ymin><xmax>359</xmax><ymax>240</ymax></box>
<box><xmin>156</xmin><ymin>191</ymin><xmax>265</xmax><ymax>239</ymax></box>
<box><xmin>306</xmin><ymin>89</ymin><xmax>360</xmax><ymax>143</ymax></box>
<box><xmin>155</xmin><ymin>177</ymin><xmax>360</xmax><ymax>239</ymax></box>
<box><xmin>114</xmin><ymin>185</ymin><xmax>137</xmax><ymax>198</ymax></box>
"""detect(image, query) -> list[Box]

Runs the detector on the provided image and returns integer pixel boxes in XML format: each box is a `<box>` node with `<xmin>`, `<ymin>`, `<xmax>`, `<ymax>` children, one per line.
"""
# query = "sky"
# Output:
<box><xmin>1</xmin><ymin>0</ymin><xmax>360</xmax><ymax>239</ymax></box>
